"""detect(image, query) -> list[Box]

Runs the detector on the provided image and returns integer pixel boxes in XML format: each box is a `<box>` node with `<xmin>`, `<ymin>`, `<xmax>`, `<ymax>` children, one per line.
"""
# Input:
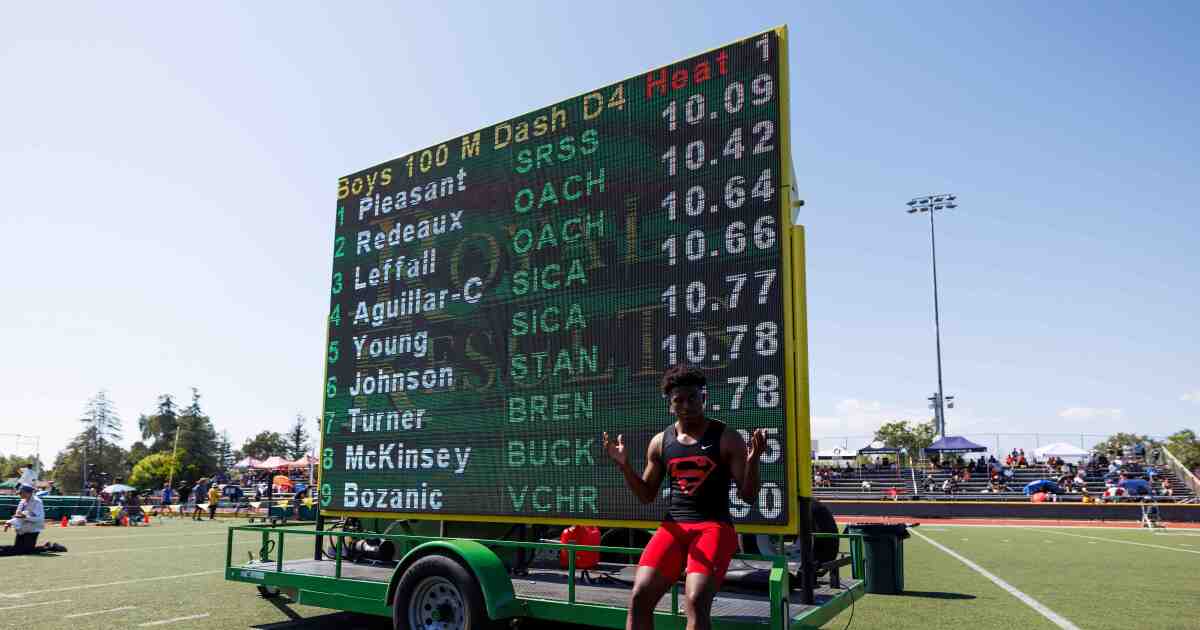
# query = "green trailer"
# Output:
<box><xmin>225</xmin><ymin>24</ymin><xmax>867</xmax><ymax>629</ymax></box>
<box><xmin>224</xmin><ymin>517</ymin><xmax>864</xmax><ymax>629</ymax></box>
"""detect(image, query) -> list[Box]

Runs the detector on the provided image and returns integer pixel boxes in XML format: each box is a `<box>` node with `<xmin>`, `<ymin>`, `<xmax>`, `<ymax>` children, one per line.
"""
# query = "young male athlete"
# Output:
<box><xmin>603</xmin><ymin>365</ymin><xmax>766</xmax><ymax>630</ymax></box>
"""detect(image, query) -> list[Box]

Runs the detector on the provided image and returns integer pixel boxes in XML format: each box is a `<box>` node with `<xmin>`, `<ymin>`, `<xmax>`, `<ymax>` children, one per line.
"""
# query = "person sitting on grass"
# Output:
<box><xmin>0</xmin><ymin>485</ymin><xmax>66</xmax><ymax>555</ymax></box>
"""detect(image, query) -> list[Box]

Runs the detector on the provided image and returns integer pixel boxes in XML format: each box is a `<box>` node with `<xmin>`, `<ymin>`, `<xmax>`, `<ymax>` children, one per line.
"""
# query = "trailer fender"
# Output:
<box><xmin>388</xmin><ymin>540</ymin><xmax>519</xmax><ymax>620</ymax></box>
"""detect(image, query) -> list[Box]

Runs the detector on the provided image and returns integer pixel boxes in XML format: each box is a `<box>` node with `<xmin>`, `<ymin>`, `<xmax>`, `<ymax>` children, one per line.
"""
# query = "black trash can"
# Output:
<box><xmin>844</xmin><ymin>523</ymin><xmax>909</xmax><ymax>594</ymax></box>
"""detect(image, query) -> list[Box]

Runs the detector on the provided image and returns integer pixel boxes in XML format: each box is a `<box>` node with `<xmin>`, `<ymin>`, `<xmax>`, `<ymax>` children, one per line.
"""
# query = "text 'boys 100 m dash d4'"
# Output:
<box><xmin>320</xmin><ymin>27</ymin><xmax>808</xmax><ymax>535</ymax></box>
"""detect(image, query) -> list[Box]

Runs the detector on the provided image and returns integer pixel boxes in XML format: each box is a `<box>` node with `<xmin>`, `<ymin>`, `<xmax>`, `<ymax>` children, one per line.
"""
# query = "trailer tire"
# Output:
<box><xmin>393</xmin><ymin>554</ymin><xmax>493</xmax><ymax>630</ymax></box>
<box><xmin>738</xmin><ymin>500</ymin><xmax>838</xmax><ymax>564</ymax></box>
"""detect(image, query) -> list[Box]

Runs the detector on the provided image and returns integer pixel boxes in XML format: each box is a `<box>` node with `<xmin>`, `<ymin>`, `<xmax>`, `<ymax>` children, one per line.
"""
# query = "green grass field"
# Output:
<box><xmin>2</xmin><ymin>519</ymin><xmax>1197</xmax><ymax>629</ymax></box>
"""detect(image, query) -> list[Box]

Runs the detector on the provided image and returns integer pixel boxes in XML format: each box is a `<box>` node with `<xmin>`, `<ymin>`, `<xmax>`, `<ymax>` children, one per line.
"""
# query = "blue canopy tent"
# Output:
<box><xmin>923</xmin><ymin>436</ymin><xmax>987</xmax><ymax>455</ymax></box>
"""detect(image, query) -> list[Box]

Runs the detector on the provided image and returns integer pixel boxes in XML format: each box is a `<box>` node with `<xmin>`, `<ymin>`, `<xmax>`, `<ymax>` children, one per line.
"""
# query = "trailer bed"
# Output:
<box><xmin>242</xmin><ymin>557</ymin><xmax>861</xmax><ymax>625</ymax></box>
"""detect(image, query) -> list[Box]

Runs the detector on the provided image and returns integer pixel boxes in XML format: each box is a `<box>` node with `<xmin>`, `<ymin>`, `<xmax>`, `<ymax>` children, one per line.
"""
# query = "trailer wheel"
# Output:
<box><xmin>256</xmin><ymin>585</ymin><xmax>282</xmax><ymax>599</ymax></box>
<box><xmin>739</xmin><ymin>500</ymin><xmax>838</xmax><ymax>564</ymax></box>
<box><xmin>393</xmin><ymin>555</ymin><xmax>492</xmax><ymax>630</ymax></box>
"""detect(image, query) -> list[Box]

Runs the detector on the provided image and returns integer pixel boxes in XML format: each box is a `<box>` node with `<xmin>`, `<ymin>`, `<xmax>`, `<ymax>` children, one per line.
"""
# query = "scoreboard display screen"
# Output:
<box><xmin>320</xmin><ymin>27</ymin><xmax>804</xmax><ymax>532</ymax></box>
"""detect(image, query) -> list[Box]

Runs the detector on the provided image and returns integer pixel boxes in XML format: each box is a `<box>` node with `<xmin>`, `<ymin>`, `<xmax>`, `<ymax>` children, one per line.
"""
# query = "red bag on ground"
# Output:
<box><xmin>559</xmin><ymin>525</ymin><xmax>601</xmax><ymax>570</ymax></box>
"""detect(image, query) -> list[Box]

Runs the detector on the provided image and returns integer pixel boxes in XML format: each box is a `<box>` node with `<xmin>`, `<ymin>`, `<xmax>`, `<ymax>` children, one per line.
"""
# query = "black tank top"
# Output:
<box><xmin>663</xmin><ymin>419</ymin><xmax>731</xmax><ymax>523</ymax></box>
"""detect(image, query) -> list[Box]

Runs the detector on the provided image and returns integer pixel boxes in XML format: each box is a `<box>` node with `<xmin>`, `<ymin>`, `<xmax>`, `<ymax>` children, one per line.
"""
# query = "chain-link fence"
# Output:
<box><xmin>813</xmin><ymin>433</ymin><xmax>1170</xmax><ymax>458</ymax></box>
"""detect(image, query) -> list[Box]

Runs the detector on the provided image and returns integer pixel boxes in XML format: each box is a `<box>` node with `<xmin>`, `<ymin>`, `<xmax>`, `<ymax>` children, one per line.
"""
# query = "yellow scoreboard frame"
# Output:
<box><xmin>321</xmin><ymin>26</ymin><xmax>810</xmax><ymax>536</ymax></box>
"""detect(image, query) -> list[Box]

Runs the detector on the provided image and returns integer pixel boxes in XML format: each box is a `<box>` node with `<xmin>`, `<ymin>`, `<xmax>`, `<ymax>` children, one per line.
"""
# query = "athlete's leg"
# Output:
<box><xmin>630</xmin><ymin>523</ymin><xmax>687</xmax><ymax>630</ymax></box>
<box><xmin>682</xmin><ymin>572</ymin><xmax>718</xmax><ymax>630</ymax></box>
<box><xmin>628</xmin><ymin>565</ymin><xmax>676</xmax><ymax>630</ymax></box>
<box><xmin>681</xmin><ymin>522</ymin><xmax>738</xmax><ymax>630</ymax></box>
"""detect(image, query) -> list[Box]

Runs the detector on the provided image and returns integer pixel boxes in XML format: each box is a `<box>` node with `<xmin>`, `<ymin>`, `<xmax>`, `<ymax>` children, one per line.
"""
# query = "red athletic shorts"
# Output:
<box><xmin>638</xmin><ymin>521</ymin><xmax>738</xmax><ymax>584</ymax></box>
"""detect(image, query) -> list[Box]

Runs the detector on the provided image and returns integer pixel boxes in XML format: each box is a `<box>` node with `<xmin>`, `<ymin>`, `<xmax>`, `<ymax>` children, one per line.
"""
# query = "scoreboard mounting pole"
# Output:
<box><xmin>318</xmin><ymin>26</ymin><xmax>807</xmax><ymax>536</ymax></box>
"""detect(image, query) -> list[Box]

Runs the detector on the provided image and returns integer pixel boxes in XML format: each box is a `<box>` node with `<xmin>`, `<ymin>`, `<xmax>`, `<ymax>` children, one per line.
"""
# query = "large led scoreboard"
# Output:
<box><xmin>320</xmin><ymin>27</ymin><xmax>807</xmax><ymax>533</ymax></box>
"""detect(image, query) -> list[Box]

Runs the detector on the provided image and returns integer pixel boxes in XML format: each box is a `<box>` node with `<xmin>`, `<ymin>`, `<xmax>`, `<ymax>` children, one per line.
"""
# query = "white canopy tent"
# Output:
<box><xmin>1034</xmin><ymin>442</ymin><xmax>1089</xmax><ymax>459</ymax></box>
<box><xmin>814</xmin><ymin>447</ymin><xmax>856</xmax><ymax>467</ymax></box>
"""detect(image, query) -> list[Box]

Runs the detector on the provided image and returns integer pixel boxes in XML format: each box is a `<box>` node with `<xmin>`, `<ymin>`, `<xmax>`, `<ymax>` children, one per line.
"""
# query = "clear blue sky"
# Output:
<box><xmin>2</xmin><ymin>1</ymin><xmax>1197</xmax><ymax>463</ymax></box>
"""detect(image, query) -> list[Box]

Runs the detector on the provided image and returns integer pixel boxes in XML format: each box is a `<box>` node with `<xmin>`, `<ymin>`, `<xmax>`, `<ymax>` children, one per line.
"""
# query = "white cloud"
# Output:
<box><xmin>1181</xmin><ymin>391</ymin><xmax>1200</xmax><ymax>403</ymax></box>
<box><xmin>1058</xmin><ymin>407</ymin><xmax>1123</xmax><ymax>420</ymax></box>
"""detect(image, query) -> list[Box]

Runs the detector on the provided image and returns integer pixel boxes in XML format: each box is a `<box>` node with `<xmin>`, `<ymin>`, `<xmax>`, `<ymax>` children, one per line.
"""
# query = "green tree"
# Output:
<box><xmin>128</xmin><ymin>441</ymin><xmax>151</xmax><ymax>468</ymax></box>
<box><xmin>241</xmin><ymin>431</ymin><xmax>289</xmax><ymax>460</ymax></box>
<box><xmin>216</xmin><ymin>431</ymin><xmax>235</xmax><ymax>470</ymax></box>
<box><xmin>1163</xmin><ymin>429</ymin><xmax>1200</xmax><ymax>470</ymax></box>
<box><xmin>873</xmin><ymin>420</ymin><xmax>937</xmax><ymax>464</ymax></box>
<box><xmin>50</xmin><ymin>427</ymin><xmax>130</xmax><ymax>492</ymax></box>
<box><xmin>80</xmin><ymin>390</ymin><xmax>122</xmax><ymax>480</ymax></box>
<box><xmin>287</xmin><ymin>413</ymin><xmax>311</xmax><ymax>460</ymax></box>
<box><xmin>137</xmin><ymin>394</ymin><xmax>179</xmax><ymax>449</ymax></box>
<box><xmin>1093</xmin><ymin>432</ymin><xmax>1148</xmax><ymax>455</ymax></box>
<box><xmin>128</xmin><ymin>453</ymin><xmax>180</xmax><ymax>489</ymax></box>
<box><xmin>172</xmin><ymin>388</ymin><xmax>219</xmax><ymax>482</ymax></box>
<box><xmin>0</xmin><ymin>454</ymin><xmax>43</xmax><ymax>479</ymax></box>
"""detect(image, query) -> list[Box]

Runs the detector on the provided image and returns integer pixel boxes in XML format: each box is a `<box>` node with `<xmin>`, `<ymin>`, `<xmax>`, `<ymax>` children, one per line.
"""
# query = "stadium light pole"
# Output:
<box><xmin>907</xmin><ymin>194</ymin><xmax>958</xmax><ymax>439</ymax></box>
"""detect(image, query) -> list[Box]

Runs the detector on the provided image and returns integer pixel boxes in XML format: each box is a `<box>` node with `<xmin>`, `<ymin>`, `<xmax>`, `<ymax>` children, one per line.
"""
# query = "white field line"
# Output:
<box><xmin>0</xmin><ymin>570</ymin><xmax>223</xmax><ymax>599</ymax></box>
<box><xmin>48</xmin><ymin>530</ymin><xmax>228</xmax><ymax>542</ymax></box>
<box><xmin>917</xmin><ymin>523</ymin><xmax>1172</xmax><ymax>530</ymax></box>
<box><xmin>0</xmin><ymin>599</ymin><xmax>70</xmax><ymax>611</ymax></box>
<box><xmin>139</xmin><ymin>613</ymin><xmax>210</xmax><ymax>626</ymax></box>
<box><xmin>911</xmin><ymin>529</ymin><xmax>1081</xmax><ymax>630</ymax></box>
<box><xmin>1036</xmin><ymin>529</ymin><xmax>1200</xmax><ymax>554</ymax></box>
<box><xmin>64</xmin><ymin>606</ymin><xmax>137</xmax><ymax>618</ymax></box>
<box><xmin>74</xmin><ymin>542</ymin><xmax>226</xmax><ymax>555</ymax></box>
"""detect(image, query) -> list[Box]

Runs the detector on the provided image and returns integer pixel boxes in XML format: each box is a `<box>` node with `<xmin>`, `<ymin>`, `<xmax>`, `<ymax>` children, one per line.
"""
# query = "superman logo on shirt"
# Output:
<box><xmin>669</xmin><ymin>455</ymin><xmax>717</xmax><ymax>496</ymax></box>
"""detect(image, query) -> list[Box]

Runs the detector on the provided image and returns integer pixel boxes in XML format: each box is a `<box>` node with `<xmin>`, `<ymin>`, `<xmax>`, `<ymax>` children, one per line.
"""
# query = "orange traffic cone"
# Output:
<box><xmin>144</xmin><ymin>513</ymin><xmax>150</xmax><ymax>524</ymax></box>
<box><xmin>61</xmin><ymin>515</ymin><xmax>68</xmax><ymax>528</ymax></box>
<box><xmin>121</xmin><ymin>515</ymin><xmax>129</xmax><ymax>527</ymax></box>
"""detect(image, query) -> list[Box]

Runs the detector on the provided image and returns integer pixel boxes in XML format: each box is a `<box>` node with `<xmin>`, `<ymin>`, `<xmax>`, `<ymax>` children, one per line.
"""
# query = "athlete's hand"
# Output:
<box><xmin>602</xmin><ymin>432</ymin><xmax>627</xmax><ymax>468</ymax></box>
<box><xmin>747</xmin><ymin>428</ymin><xmax>767</xmax><ymax>462</ymax></box>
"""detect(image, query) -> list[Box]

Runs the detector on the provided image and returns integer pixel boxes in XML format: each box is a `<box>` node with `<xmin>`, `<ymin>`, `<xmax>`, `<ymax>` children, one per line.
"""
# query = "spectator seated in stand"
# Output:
<box><xmin>1103</xmin><ymin>485</ymin><xmax>1128</xmax><ymax>502</ymax></box>
<box><xmin>981</xmin><ymin>481</ymin><xmax>1005</xmax><ymax>494</ymax></box>
<box><xmin>860</xmin><ymin>480</ymin><xmax>872</xmax><ymax>492</ymax></box>
<box><xmin>1161</xmin><ymin>479</ymin><xmax>1173</xmax><ymax>496</ymax></box>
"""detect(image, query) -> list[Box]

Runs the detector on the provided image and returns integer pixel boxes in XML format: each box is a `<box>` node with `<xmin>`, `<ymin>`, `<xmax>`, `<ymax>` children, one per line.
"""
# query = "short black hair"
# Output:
<box><xmin>661</xmin><ymin>364</ymin><xmax>706</xmax><ymax>396</ymax></box>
